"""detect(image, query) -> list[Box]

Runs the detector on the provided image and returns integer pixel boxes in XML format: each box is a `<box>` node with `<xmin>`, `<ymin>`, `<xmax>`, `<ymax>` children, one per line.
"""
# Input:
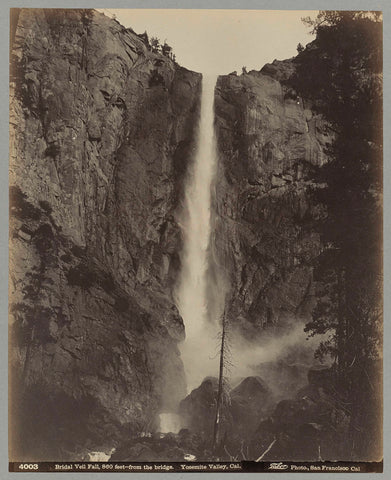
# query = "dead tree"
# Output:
<box><xmin>212</xmin><ymin>307</ymin><xmax>232</xmax><ymax>454</ymax></box>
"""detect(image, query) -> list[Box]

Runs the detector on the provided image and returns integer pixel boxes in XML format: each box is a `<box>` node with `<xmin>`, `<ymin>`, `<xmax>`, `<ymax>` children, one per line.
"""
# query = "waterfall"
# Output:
<box><xmin>176</xmin><ymin>74</ymin><xmax>220</xmax><ymax>393</ymax></box>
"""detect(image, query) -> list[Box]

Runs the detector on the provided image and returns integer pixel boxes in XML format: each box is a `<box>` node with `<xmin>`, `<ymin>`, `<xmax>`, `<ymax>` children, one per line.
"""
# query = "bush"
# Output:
<box><xmin>33</xmin><ymin>223</ymin><xmax>55</xmax><ymax>255</ymax></box>
<box><xmin>66</xmin><ymin>263</ymin><xmax>95</xmax><ymax>289</ymax></box>
<box><xmin>9</xmin><ymin>185</ymin><xmax>41</xmax><ymax>220</ymax></box>
<box><xmin>45</xmin><ymin>143</ymin><xmax>60</xmax><ymax>158</ymax></box>
<box><xmin>38</xmin><ymin>200</ymin><xmax>53</xmax><ymax>214</ymax></box>
<box><xmin>149</xmin><ymin>70</ymin><xmax>165</xmax><ymax>87</ymax></box>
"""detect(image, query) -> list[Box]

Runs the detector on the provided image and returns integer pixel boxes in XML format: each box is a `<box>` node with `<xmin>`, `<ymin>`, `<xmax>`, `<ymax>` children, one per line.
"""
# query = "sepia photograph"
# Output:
<box><xmin>8</xmin><ymin>7</ymin><xmax>383</xmax><ymax>472</ymax></box>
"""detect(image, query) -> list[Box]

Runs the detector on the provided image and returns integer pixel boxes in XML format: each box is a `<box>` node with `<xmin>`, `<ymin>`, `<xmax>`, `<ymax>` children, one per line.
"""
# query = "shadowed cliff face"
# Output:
<box><xmin>213</xmin><ymin>62</ymin><xmax>333</xmax><ymax>344</ymax></box>
<box><xmin>9</xmin><ymin>9</ymin><xmax>201</xmax><ymax>460</ymax></box>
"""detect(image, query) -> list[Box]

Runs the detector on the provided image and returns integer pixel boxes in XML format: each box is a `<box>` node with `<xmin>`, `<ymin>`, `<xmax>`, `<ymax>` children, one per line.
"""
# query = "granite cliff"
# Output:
<box><xmin>9</xmin><ymin>8</ymin><xmax>201</xmax><ymax>460</ymax></box>
<box><xmin>213</xmin><ymin>60</ymin><xmax>332</xmax><ymax>342</ymax></box>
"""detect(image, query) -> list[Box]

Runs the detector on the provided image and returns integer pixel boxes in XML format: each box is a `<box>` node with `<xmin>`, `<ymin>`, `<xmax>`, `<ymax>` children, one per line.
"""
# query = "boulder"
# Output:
<box><xmin>179</xmin><ymin>377</ymin><xmax>218</xmax><ymax>437</ymax></box>
<box><xmin>230</xmin><ymin>376</ymin><xmax>274</xmax><ymax>436</ymax></box>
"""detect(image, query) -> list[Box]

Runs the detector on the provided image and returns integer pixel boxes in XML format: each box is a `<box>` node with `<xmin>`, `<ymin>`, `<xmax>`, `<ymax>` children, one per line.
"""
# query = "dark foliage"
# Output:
<box><xmin>66</xmin><ymin>262</ymin><xmax>95</xmax><ymax>289</ymax></box>
<box><xmin>149</xmin><ymin>70</ymin><xmax>165</xmax><ymax>87</ymax></box>
<box><xmin>161</xmin><ymin>42</ymin><xmax>172</xmax><ymax>57</ymax></box>
<box><xmin>291</xmin><ymin>11</ymin><xmax>382</xmax><ymax>459</ymax></box>
<box><xmin>38</xmin><ymin>200</ymin><xmax>53</xmax><ymax>214</ymax></box>
<box><xmin>11</xmin><ymin>303</ymin><xmax>55</xmax><ymax>346</ymax></box>
<box><xmin>33</xmin><ymin>223</ymin><xmax>55</xmax><ymax>256</ymax></box>
<box><xmin>10</xmin><ymin>186</ymin><xmax>41</xmax><ymax>220</ymax></box>
<box><xmin>66</xmin><ymin>259</ymin><xmax>131</xmax><ymax>314</ymax></box>
<box><xmin>137</xmin><ymin>31</ymin><xmax>150</xmax><ymax>47</ymax></box>
<box><xmin>98</xmin><ymin>271</ymin><xmax>116</xmax><ymax>293</ymax></box>
<box><xmin>44</xmin><ymin>143</ymin><xmax>61</xmax><ymax>158</ymax></box>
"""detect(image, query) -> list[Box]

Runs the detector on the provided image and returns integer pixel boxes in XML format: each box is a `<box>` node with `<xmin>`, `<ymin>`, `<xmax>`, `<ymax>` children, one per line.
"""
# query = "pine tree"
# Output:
<box><xmin>292</xmin><ymin>11</ymin><xmax>382</xmax><ymax>458</ymax></box>
<box><xmin>162</xmin><ymin>41</ymin><xmax>172</xmax><ymax>57</ymax></box>
<box><xmin>150</xmin><ymin>37</ymin><xmax>160</xmax><ymax>53</ymax></box>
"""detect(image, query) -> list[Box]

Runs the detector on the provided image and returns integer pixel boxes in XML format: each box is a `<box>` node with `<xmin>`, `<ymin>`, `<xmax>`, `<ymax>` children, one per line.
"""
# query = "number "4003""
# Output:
<box><xmin>19</xmin><ymin>464</ymin><xmax>38</xmax><ymax>470</ymax></box>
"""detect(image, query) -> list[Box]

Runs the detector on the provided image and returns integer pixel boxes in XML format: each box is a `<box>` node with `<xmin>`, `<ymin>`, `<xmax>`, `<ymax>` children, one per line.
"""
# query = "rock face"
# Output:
<box><xmin>179</xmin><ymin>377</ymin><xmax>219</xmax><ymax>438</ymax></box>
<box><xmin>213</xmin><ymin>61</ymin><xmax>333</xmax><ymax>337</ymax></box>
<box><xmin>249</xmin><ymin>366</ymin><xmax>350</xmax><ymax>461</ymax></box>
<box><xmin>178</xmin><ymin>376</ymin><xmax>274</xmax><ymax>444</ymax></box>
<box><xmin>9</xmin><ymin>9</ymin><xmax>201</xmax><ymax>460</ymax></box>
<box><xmin>230</xmin><ymin>376</ymin><xmax>274</xmax><ymax>437</ymax></box>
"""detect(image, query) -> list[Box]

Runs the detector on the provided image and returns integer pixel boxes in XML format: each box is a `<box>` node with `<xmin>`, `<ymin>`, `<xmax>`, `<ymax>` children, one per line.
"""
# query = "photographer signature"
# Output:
<box><xmin>268</xmin><ymin>462</ymin><xmax>289</xmax><ymax>470</ymax></box>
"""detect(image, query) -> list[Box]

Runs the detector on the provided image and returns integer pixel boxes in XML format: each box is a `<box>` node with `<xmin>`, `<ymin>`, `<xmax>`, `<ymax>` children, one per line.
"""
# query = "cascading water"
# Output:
<box><xmin>158</xmin><ymin>75</ymin><xmax>221</xmax><ymax>432</ymax></box>
<box><xmin>175</xmin><ymin>74</ymin><xmax>220</xmax><ymax>393</ymax></box>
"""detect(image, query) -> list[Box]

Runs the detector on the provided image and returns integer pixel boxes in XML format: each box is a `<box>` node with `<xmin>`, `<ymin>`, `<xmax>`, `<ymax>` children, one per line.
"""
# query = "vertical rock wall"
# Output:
<box><xmin>9</xmin><ymin>8</ymin><xmax>201</xmax><ymax>460</ymax></box>
<box><xmin>213</xmin><ymin>61</ymin><xmax>332</xmax><ymax>339</ymax></box>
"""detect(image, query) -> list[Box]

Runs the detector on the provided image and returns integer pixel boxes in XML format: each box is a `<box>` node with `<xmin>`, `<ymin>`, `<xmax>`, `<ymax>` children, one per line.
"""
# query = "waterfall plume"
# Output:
<box><xmin>176</xmin><ymin>74</ymin><xmax>221</xmax><ymax>393</ymax></box>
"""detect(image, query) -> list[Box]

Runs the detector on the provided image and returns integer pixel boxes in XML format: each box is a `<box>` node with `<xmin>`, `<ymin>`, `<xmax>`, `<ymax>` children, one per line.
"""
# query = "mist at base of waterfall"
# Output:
<box><xmin>158</xmin><ymin>413</ymin><xmax>182</xmax><ymax>434</ymax></box>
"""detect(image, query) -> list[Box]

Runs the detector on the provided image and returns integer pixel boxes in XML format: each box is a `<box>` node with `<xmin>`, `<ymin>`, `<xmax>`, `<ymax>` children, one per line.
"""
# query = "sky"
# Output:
<box><xmin>98</xmin><ymin>9</ymin><xmax>317</xmax><ymax>75</ymax></box>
